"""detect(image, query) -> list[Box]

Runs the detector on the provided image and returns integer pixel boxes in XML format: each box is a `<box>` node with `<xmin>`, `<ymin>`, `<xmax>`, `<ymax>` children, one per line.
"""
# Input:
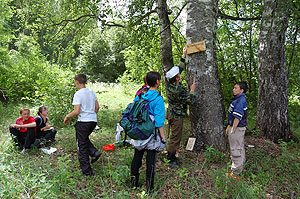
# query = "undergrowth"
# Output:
<box><xmin>0</xmin><ymin>83</ymin><xmax>299</xmax><ymax>198</ymax></box>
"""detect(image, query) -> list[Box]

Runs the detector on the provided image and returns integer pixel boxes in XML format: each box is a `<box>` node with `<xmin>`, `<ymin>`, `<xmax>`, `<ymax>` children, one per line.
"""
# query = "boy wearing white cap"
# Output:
<box><xmin>166</xmin><ymin>47</ymin><xmax>196</xmax><ymax>166</ymax></box>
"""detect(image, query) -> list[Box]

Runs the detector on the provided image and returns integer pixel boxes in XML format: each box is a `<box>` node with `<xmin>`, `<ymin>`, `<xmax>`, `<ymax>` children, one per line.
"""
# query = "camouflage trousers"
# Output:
<box><xmin>167</xmin><ymin>115</ymin><xmax>183</xmax><ymax>154</ymax></box>
<box><xmin>228</xmin><ymin>126</ymin><xmax>246</xmax><ymax>175</ymax></box>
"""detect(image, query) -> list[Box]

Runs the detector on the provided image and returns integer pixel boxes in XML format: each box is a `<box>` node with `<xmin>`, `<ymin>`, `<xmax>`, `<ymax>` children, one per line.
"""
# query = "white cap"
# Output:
<box><xmin>166</xmin><ymin>66</ymin><xmax>179</xmax><ymax>79</ymax></box>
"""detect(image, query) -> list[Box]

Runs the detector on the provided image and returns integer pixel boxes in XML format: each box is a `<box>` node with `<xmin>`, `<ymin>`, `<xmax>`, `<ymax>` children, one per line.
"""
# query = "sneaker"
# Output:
<box><xmin>91</xmin><ymin>151</ymin><xmax>102</xmax><ymax>164</ymax></box>
<box><xmin>225</xmin><ymin>172</ymin><xmax>241</xmax><ymax>180</ymax></box>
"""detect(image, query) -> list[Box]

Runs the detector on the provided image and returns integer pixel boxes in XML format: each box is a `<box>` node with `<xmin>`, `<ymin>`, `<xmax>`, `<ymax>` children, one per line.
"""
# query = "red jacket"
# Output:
<box><xmin>16</xmin><ymin>116</ymin><xmax>36</xmax><ymax>132</ymax></box>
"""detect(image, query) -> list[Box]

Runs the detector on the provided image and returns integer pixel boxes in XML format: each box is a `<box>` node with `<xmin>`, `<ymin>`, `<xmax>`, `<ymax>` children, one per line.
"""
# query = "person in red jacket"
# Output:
<box><xmin>10</xmin><ymin>107</ymin><xmax>36</xmax><ymax>153</ymax></box>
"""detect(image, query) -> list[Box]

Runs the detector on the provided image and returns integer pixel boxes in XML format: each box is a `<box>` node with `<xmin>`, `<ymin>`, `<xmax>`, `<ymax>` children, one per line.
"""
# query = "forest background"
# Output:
<box><xmin>0</xmin><ymin>0</ymin><xmax>300</xmax><ymax>198</ymax></box>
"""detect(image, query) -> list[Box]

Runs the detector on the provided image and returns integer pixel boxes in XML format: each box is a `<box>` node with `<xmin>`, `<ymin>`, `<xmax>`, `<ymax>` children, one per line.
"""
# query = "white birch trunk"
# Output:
<box><xmin>186</xmin><ymin>0</ymin><xmax>226</xmax><ymax>150</ymax></box>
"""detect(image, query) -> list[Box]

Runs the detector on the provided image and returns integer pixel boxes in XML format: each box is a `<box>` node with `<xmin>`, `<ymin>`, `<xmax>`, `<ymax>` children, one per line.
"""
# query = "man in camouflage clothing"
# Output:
<box><xmin>166</xmin><ymin>47</ymin><xmax>196</xmax><ymax>166</ymax></box>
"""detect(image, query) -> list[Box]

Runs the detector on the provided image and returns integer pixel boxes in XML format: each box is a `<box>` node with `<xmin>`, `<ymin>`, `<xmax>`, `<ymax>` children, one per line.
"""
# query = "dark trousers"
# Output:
<box><xmin>37</xmin><ymin>129</ymin><xmax>57</xmax><ymax>141</ymax></box>
<box><xmin>131</xmin><ymin>148</ymin><xmax>157</xmax><ymax>188</ymax></box>
<box><xmin>10</xmin><ymin>127</ymin><xmax>36</xmax><ymax>149</ymax></box>
<box><xmin>167</xmin><ymin>116</ymin><xmax>183</xmax><ymax>154</ymax></box>
<box><xmin>75</xmin><ymin>122</ymin><xmax>98</xmax><ymax>175</ymax></box>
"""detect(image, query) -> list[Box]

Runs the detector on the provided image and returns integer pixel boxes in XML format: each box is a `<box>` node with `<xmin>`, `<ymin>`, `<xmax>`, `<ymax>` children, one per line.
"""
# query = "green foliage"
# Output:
<box><xmin>0</xmin><ymin>34</ymin><xmax>75</xmax><ymax>127</ymax></box>
<box><xmin>0</xmin><ymin>83</ymin><xmax>300</xmax><ymax>198</ymax></box>
<box><xmin>218</xmin><ymin>0</ymin><xmax>263</xmax><ymax>108</ymax></box>
<box><xmin>203</xmin><ymin>145</ymin><xmax>226</xmax><ymax>163</ymax></box>
<box><xmin>289</xmin><ymin>97</ymin><xmax>300</xmax><ymax>140</ymax></box>
<box><xmin>77</xmin><ymin>28</ymin><xmax>126</xmax><ymax>82</ymax></box>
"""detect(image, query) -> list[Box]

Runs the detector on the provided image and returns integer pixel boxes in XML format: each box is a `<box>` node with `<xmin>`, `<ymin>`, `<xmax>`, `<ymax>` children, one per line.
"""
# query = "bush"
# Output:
<box><xmin>0</xmin><ymin>35</ymin><xmax>76</xmax><ymax>127</ymax></box>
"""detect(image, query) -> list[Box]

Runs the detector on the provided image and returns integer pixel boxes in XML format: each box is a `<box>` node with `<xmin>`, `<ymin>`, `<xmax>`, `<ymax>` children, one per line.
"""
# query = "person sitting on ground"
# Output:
<box><xmin>35</xmin><ymin>106</ymin><xmax>57</xmax><ymax>145</ymax></box>
<box><xmin>10</xmin><ymin>107</ymin><xmax>36</xmax><ymax>153</ymax></box>
<box><xmin>64</xmin><ymin>73</ymin><xmax>101</xmax><ymax>176</ymax></box>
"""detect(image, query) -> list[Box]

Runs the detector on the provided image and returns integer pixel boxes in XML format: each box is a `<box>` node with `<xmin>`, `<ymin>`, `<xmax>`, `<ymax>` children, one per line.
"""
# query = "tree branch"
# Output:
<box><xmin>157</xmin><ymin>2</ymin><xmax>187</xmax><ymax>36</ymax></box>
<box><xmin>218</xmin><ymin>10</ymin><xmax>261</xmax><ymax>21</ymax></box>
<box><xmin>103</xmin><ymin>21</ymin><xmax>125</xmax><ymax>28</ymax></box>
<box><xmin>0</xmin><ymin>89</ymin><xmax>6</xmax><ymax>101</ymax></box>
<box><xmin>129</xmin><ymin>9</ymin><xmax>157</xmax><ymax>27</ymax></box>
<box><xmin>53</xmin><ymin>14</ymin><xmax>125</xmax><ymax>28</ymax></box>
<box><xmin>53</xmin><ymin>15</ymin><xmax>96</xmax><ymax>26</ymax></box>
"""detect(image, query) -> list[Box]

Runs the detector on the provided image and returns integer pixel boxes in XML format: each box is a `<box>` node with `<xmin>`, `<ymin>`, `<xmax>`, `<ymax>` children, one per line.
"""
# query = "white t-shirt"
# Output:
<box><xmin>72</xmin><ymin>88</ymin><xmax>98</xmax><ymax>122</ymax></box>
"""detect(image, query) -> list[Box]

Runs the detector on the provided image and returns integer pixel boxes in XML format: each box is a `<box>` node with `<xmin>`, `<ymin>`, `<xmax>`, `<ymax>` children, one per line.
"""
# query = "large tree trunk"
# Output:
<box><xmin>156</xmin><ymin>0</ymin><xmax>174</xmax><ymax>88</ymax></box>
<box><xmin>186</xmin><ymin>0</ymin><xmax>226</xmax><ymax>151</ymax></box>
<box><xmin>256</xmin><ymin>0</ymin><xmax>291</xmax><ymax>143</ymax></box>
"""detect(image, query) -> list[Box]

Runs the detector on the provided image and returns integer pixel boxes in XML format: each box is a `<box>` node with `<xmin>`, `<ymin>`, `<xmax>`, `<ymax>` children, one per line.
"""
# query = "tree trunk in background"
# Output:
<box><xmin>156</xmin><ymin>0</ymin><xmax>174</xmax><ymax>88</ymax></box>
<box><xmin>256</xmin><ymin>0</ymin><xmax>291</xmax><ymax>143</ymax></box>
<box><xmin>186</xmin><ymin>0</ymin><xmax>226</xmax><ymax>151</ymax></box>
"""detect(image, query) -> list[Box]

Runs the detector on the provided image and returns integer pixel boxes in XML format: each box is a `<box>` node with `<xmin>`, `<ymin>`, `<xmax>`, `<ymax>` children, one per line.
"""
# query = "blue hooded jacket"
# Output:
<box><xmin>228</xmin><ymin>93</ymin><xmax>248</xmax><ymax>127</ymax></box>
<box><xmin>134</xmin><ymin>90</ymin><xmax>165</xmax><ymax>127</ymax></box>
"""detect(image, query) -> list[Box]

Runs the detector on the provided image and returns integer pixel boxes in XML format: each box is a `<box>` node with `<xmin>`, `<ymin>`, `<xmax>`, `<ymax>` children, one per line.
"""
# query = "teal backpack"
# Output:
<box><xmin>120</xmin><ymin>96</ymin><xmax>159</xmax><ymax>140</ymax></box>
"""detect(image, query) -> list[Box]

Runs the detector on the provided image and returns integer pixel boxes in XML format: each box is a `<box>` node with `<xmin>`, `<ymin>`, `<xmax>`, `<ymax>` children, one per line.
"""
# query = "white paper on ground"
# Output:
<box><xmin>41</xmin><ymin>147</ymin><xmax>57</xmax><ymax>154</ymax></box>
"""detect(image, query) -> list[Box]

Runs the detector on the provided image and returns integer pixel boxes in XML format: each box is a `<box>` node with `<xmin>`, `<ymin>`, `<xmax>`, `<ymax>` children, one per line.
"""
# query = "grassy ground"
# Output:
<box><xmin>0</xmin><ymin>83</ymin><xmax>299</xmax><ymax>199</ymax></box>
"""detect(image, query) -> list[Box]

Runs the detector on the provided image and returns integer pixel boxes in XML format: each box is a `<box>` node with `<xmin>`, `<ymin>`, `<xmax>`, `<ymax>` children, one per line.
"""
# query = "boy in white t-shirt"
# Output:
<box><xmin>64</xmin><ymin>73</ymin><xmax>101</xmax><ymax>176</ymax></box>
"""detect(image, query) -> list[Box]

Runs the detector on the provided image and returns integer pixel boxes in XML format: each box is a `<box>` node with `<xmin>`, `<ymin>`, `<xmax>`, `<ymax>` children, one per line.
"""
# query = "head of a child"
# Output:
<box><xmin>146</xmin><ymin>71</ymin><xmax>161</xmax><ymax>88</ymax></box>
<box><xmin>38</xmin><ymin>106</ymin><xmax>48</xmax><ymax>117</ymax></box>
<box><xmin>233</xmin><ymin>81</ymin><xmax>248</xmax><ymax>96</ymax></box>
<box><xmin>74</xmin><ymin>73</ymin><xmax>87</xmax><ymax>89</ymax></box>
<box><xmin>20</xmin><ymin>108</ymin><xmax>30</xmax><ymax>121</ymax></box>
<box><xmin>169</xmin><ymin>73</ymin><xmax>180</xmax><ymax>84</ymax></box>
<box><xmin>166</xmin><ymin>66</ymin><xmax>180</xmax><ymax>84</ymax></box>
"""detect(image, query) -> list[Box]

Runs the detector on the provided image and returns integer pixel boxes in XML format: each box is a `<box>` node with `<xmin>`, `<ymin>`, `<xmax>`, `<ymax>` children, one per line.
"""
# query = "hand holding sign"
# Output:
<box><xmin>185</xmin><ymin>40</ymin><xmax>206</xmax><ymax>55</ymax></box>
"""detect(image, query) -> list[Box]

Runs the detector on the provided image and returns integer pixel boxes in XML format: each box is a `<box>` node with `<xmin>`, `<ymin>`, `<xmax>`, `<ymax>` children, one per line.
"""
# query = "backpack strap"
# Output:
<box><xmin>35</xmin><ymin>116</ymin><xmax>43</xmax><ymax>127</ymax></box>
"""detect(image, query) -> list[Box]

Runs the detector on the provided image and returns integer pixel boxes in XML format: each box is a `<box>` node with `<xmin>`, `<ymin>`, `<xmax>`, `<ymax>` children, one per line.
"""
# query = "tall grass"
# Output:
<box><xmin>0</xmin><ymin>83</ymin><xmax>299</xmax><ymax>198</ymax></box>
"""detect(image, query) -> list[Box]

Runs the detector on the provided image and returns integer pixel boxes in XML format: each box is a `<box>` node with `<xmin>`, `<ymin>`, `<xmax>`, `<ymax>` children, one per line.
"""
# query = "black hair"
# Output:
<box><xmin>143</xmin><ymin>75</ymin><xmax>147</xmax><ymax>85</ymax></box>
<box><xmin>38</xmin><ymin>106</ymin><xmax>47</xmax><ymax>116</ymax></box>
<box><xmin>168</xmin><ymin>73</ymin><xmax>179</xmax><ymax>84</ymax></box>
<box><xmin>74</xmin><ymin>73</ymin><xmax>87</xmax><ymax>84</ymax></box>
<box><xmin>235</xmin><ymin>81</ymin><xmax>248</xmax><ymax>93</ymax></box>
<box><xmin>146</xmin><ymin>71</ymin><xmax>161</xmax><ymax>87</ymax></box>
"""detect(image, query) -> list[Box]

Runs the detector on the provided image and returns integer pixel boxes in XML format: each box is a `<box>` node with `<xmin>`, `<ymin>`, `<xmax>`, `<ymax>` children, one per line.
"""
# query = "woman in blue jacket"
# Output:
<box><xmin>130</xmin><ymin>71</ymin><xmax>166</xmax><ymax>192</ymax></box>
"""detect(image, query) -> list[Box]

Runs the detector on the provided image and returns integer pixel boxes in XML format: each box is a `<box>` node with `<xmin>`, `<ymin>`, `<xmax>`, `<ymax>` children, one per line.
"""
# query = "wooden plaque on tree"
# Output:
<box><xmin>185</xmin><ymin>40</ymin><xmax>206</xmax><ymax>55</ymax></box>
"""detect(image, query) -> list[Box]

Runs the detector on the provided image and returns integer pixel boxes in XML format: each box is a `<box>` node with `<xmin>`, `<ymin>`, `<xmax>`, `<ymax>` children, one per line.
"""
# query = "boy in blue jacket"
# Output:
<box><xmin>225</xmin><ymin>82</ymin><xmax>248</xmax><ymax>180</ymax></box>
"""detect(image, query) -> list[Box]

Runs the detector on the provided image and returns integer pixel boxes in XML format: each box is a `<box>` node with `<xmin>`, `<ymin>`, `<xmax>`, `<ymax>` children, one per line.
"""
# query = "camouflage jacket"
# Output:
<box><xmin>167</xmin><ymin>60</ymin><xmax>196</xmax><ymax>118</ymax></box>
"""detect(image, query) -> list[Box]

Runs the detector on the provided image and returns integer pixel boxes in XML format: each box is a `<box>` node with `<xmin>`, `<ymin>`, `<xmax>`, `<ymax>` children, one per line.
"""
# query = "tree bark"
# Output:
<box><xmin>256</xmin><ymin>0</ymin><xmax>291</xmax><ymax>143</ymax></box>
<box><xmin>156</xmin><ymin>0</ymin><xmax>174</xmax><ymax>88</ymax></box>
<box><xmin>186</xmin><ymin>0</ymin><xmax>226</xmax><ymax>151</ymax></box>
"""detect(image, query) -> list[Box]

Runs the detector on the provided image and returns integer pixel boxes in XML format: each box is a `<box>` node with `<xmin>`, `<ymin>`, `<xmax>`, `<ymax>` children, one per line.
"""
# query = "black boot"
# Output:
<box><xmin>167</xmin><ymin>151</ymin><xmax>176</xmax><ymax>161</ymax></box>
<box><xmin>146</xmin><ymin>177</ymin><xmax>154</xmax><ymax>192</ymax></box>
<box><xmin>167</xmin><ymin>152</ymin><xmax>180</xmax><ymax>166</ymax></box>
<box><xmin>131</xmin><ymin>175</ymin><xmax>139</xmax><ymax>189</ymax></box>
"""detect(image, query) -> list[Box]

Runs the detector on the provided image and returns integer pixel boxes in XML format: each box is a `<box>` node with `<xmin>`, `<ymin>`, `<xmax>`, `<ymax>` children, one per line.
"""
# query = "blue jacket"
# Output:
<box><xmin>134</xmin><ymin>90</ymin><xmax>165</xmax><ymax>127</ymax></box>
<box><xmin>228</xmin><ymin>93</ymin><xmax>248</xmax><ymax>127</ymax></box>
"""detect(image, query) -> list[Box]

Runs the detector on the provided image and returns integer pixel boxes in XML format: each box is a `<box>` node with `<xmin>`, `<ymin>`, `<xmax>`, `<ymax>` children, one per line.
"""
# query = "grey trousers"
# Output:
<box><xmin>228</xmin><ymin>126</ymin><xmax>246</xmax><ymax>175</ymax></box>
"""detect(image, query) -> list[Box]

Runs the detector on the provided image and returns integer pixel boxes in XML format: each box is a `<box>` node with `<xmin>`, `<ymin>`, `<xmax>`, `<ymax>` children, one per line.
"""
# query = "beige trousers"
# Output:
<box><xmin>228</xmin><ymin>127</ymin><xmax>246</xmax><ymax>175</ymax></box>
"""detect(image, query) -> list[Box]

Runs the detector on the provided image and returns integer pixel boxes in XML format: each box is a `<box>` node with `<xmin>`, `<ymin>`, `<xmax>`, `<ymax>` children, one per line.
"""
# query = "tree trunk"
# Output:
<box><xmin>186</xmin><ymin>0</ymin><xmax>226</xmax><ymax>151</ymax></box>
<box><xmin>156</xmin><ymin>0</ymin><xmax>174</xmax><ymax>88</ymax></box>
<box><xmin>256</xmin><ymin>0</ymin><xmax>291</xmax><ymax>143</ymax></box>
